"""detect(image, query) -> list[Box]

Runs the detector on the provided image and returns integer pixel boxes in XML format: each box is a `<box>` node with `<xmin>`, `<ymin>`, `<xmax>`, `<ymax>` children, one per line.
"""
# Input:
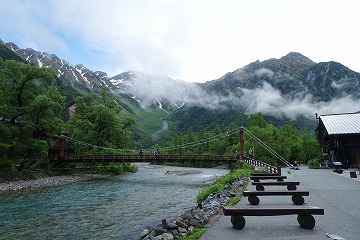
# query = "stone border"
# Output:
<box><xmin>139</xmin><ymin>176</ymin><xmax>247</xmax><ymax>240</ymax></box>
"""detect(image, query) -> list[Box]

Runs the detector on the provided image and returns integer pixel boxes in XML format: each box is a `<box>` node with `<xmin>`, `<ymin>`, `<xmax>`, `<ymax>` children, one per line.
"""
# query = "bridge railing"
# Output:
<box><xmin>241</xmin><ymin>157</ymin><xmax>278</xmax><ymax>174</ymax></box>
<box><xmin>51</xmin><ymin>153</ymin><xmax>237</xmax><ymax>163</ymax></box>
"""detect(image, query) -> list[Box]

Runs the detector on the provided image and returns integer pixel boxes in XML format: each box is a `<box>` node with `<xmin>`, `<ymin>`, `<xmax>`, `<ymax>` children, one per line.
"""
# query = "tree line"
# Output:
<box><xmin>160</xmin><ymin>113</ymin><xmax>322</xmax><ymax>166</ymax></box>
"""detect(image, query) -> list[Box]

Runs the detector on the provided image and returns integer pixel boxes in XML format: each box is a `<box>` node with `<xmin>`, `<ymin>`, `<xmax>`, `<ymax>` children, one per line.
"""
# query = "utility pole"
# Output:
<box><xmin>240</xmin><ymin>127</ymin><xmax>245</xmax><ymax>160</ymax></box>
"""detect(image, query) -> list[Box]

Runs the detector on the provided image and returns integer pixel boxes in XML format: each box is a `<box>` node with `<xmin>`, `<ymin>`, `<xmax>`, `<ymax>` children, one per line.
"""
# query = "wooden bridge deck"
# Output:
<box><xmin>49</xmin><ymin>154</ymin><xmax>279</xmax><ymax>174</ymax></box>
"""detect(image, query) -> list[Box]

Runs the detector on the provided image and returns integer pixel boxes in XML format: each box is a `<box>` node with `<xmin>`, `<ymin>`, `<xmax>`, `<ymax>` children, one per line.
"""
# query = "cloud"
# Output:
<box><xmin>238</xmin><ymin>81</ymin><xmax>360</xmax><ymax>119</ymax></box>
<box><xmin>121</xmin><ymin>73</ymin><xmax>359</xmax><ymax>120</ymax></box>
<box><xmin>47</xmin><ymin>0</ymin><xmax>195</xmax><ymax>78</ymax></box>
<box><xmin>2</xmin><ymin>0</ymin><xmax>360</xmax><ymax>83</ymax></box>
<box><xmin>0</xmin><ymin>0</ymin><xmax>70</xmax><ymax>55</ymax></box>
<box><xmin>255</xmin><ymin>68</ymin><xmax>275</xmax><ymax>78</ymax></box>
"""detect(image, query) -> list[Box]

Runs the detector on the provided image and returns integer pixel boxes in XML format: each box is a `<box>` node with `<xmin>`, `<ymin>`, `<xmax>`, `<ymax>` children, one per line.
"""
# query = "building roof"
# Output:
<box><xmin>320</xmin><ymin>113</ymin><xmax>360</xmax><ymax>135</ymax></box>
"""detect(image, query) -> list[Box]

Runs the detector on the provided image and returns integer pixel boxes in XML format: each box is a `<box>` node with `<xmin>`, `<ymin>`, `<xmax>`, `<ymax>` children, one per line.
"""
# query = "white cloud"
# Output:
<box><xmin>1</xmin><ymin>0</ymin><xmax>360</xmax><ymax>82</ymax></box>
<box><xmin>238</xmin><ymin>81</ymin><xmax>360</xmax><ymax>119</ymax></box>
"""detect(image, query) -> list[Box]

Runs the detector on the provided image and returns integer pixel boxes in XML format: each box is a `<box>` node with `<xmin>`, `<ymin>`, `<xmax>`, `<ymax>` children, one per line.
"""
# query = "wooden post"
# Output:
<box><xmin>59</xmin><ymin>136</ymin><xmax>65</xmax><ymax>161</ymax></box>
<box><xmin>240</xmin><ymin>127</ymin><xmax>245</xmax><ymax>160</ymax></box>
<box><xmin>277</xmin><ymin>166</ymin><xmax>282</xmax><ymax>176</ymax></box>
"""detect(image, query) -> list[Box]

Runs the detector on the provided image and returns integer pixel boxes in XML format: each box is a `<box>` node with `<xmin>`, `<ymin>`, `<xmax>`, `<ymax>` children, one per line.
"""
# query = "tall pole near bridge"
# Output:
<box><xmin>239</xmin><ymin>127</ymin><xmax>245</xmax><ymax>160</ymax></box>
<box><xmin>59</xmin><ymin>136</ymin><xmax>65</xmax><ymax>161</ymax></box>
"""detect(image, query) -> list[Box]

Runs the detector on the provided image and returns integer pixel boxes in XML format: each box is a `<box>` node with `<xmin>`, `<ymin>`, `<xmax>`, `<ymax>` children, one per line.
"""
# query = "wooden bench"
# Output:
<box><xmin>243</xmin><ymin>190</ymin><xmax>309</xmax><ymax>205</ymax></box>
<box><xmin>252</xmin><ymin>181</ymin><xmax>300</xmax><ymax>191</ymax></box>
<box><xmin>251</xmin><ymin>173</ymin><xmax>279</xmax><ymax>176</ymax></box>
<box><xmin>223</xmin><ymin>206</ymin><xmax>324</xmax><ymax>229</ymax></box>
<box><xmin>250</xmin><ymin>175</ymin><xmax>287</xmax><ymax>182</ymax></box>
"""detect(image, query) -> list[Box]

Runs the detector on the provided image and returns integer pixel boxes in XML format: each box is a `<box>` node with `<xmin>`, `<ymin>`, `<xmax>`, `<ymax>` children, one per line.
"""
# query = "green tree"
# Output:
<box><xmin>274</xmin><ymin>124</ymin><xmax>298</xmax><ymax>161</ymax></box>
<box><xmin>65</xmin><ymin>90</ymin><xmax>135</xmax><ymax>152</ymax></box>
<box><xmin>184</xmin><ymin>127</ymin><xmax>196</xmax><ymax>154</ymax></box>
<box><xmin>247</xmin><ymin>112</ymin><xmax>268</xmax><ymax>128</ymax></box>
<box><xmin>301</xmin><ymin>133</ymin><xmax>322</xmax><ymax>163</ymax></box>
<box><xmin>209</xmin><ymin>126</ymin><xmax>227</xmax><ymax>154</ymax></box>
<box><xmin>0</xmin><ymin>59</ymin><xmax>65</xmax><ymax>171</ymax></box>
<box><xmin>226</xmin><ymin>122</ymin><xmax>240</xmax><ymax>149</ymax></box>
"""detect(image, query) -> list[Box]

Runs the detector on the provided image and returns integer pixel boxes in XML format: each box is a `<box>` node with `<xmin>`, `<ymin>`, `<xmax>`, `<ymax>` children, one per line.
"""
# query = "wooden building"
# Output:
<box><xmin>316</xmin><ymin>113</ymin><xmax>360</xmax><ymax>168</ymax></box>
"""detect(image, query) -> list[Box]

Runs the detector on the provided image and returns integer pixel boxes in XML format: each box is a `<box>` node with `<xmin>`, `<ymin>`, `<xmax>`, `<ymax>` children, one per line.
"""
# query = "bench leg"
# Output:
<box><xmin>256</xmin><ymin>185</ymin><xmax>265</xmax><ymax>191</ymax></box>
<box><xmin>292</xmin><ymin>195</ymin><xmax>305</xmax><ymax>205</ymax></box>
<box><xmin>248</xmin><ymin>196</ymin><xmax>260</xmax><ymax>205</ymax></box>
<box><xmin>287</xmin><ymin>185</ymin><xmax>297</xmax><ymax>190</ymax></box>
<box><xmin>297</xmin><ymin>214</ymin><xmax>316</xmax><ymax>229</ymax></box>
<box><xmin>231</xmin><ymin>215</ymin><xmax>246</xmax><ymax>229</ymax></box>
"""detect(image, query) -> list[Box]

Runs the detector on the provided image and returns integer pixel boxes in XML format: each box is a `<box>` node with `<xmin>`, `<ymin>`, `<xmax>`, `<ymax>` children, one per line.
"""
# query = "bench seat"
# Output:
<box><xmin>252</xmin><ymin>181</ymin><xmax>300</xmax><ymax>191</ymax></box>
<box><xmin>250</xmin><ymin>175</ymin><xmax>287</xmax><ymax>182</ymax></box>
<box><xmin>223</xmin><ymin>206</ymin><xmax>324</xmax><ymax>229</ymax></box>
<box><xmin>243</xmin><ymin>190</ymin><xmax>310</xmax><ymax>205</ymax></box>
<box><xmin>251</xmin><ymin>173</ymin><xmax>279</xmax><ymax>176</ymax></box>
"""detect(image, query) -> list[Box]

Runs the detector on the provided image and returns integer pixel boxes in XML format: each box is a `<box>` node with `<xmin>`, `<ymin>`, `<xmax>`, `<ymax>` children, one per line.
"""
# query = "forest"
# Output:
<box><xmin>0</xmin><ymin>59</ymin><xmax>322</xmax><ymax>174</ymax></box>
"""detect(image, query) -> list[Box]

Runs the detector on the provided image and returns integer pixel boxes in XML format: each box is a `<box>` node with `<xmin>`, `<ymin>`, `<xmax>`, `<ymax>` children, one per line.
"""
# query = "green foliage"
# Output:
<box><xmin>196</xmin><ymin>165</ymin><xmax>253</xmax><ymax>204</ymax></box>
<box><xmin>0</xmin><ymin>46</ymin><xmax>27</xmax><ymax>63</ymax></box>
<box><xmin>160</xmin><ymin>111</ymin><xmax>322</xmax><ymax>169</ymax></box>
<box><xmin>64</xmin><ymin>89</ymin><xmax>135</xmax><ymax>152</ymax></box>
<box><xmin>308</xmin><ymin>158</ymin><xmax>320</xmax><ymax>169</ymax></box>
<box><xmin>248</xmin><ymin>112</ymin><xmax>268</xmax><ymax>128</ymax></box>
<box><xmin>168</xmin><ymin>106</ymin><xmax>247</xmax><ymax>133</ymax></box>
<box><xmin>241</xmin><ymin>115</ymin><xmax>322</xmax><ymax>166</ymax></box>
<box><xmin>0</xmin><ymin>59</ymin><xmax>65</xmax><ymax>171</ymax></box>
<box><xmin>225</xmin><ymin>198</ymin><xmax>240</xmax><ymax>206</ymax></box>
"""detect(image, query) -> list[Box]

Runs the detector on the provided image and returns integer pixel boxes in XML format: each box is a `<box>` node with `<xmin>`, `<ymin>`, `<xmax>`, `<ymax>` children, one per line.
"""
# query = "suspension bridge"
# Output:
<box><xmin>48</xmin><ymin>127</ymin><xmax>293</xmax><ymax>173</ymax></box>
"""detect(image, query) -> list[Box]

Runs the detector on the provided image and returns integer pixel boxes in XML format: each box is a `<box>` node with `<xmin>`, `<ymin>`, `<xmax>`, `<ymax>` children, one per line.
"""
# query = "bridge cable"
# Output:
<box><xmin>243</xmin><ymin>128</ymin><xmax>293</xmax><ymax>167</ymax></box>
<box><xmin>57</xmin><ymin>127</ymin><xmax>240</xmax><ymax>154</ymax></box>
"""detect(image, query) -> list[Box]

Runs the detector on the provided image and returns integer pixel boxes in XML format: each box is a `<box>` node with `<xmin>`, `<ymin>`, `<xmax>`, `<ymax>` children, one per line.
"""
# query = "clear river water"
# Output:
<box><xmin>0</xmin><ymin>164</ymin><xmax>229</xmax><ymax>240</ymax></box>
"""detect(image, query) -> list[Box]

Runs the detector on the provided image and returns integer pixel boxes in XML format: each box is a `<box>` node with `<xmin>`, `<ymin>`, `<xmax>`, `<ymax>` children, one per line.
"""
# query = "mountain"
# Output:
<box><xmin>204</xmin><ymin>52</ymin><xmax>316</xmax><ymax>93</ymax></box>
<box><xmin>2</xmin><ymin>39</ymin><xmax>360</xmax><ymax>143</ymax></box>
<box><xmin>203</xmin><ymin>52</ymin><xmax>360</xmax><ymax>101</ymax></box>
<box><xmin>4</xmin><ymin>42</ymin><xmax>111</xmax><ymax>92</ymax></box>
<box><xmin>0</xmin><ymin>39</ymin><xmax>27</xmax><ymax>63</ymax></box>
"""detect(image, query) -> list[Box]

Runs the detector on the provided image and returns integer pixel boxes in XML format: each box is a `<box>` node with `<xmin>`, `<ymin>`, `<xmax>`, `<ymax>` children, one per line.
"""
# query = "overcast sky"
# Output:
<box><xmin>1</xmin><ymin>0</ymin><xmax>359</xmax><ymax>82</ymax></box>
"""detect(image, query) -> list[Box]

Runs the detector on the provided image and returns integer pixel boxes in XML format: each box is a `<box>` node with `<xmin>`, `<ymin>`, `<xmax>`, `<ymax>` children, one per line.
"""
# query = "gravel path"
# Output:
<box><xmin>0</xmin><ymin>174</ymin><xmax>107</xmax><ymax>192</ymax></box>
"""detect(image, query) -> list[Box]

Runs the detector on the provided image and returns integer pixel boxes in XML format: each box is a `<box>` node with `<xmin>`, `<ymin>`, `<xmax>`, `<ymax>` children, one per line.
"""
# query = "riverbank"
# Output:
<box><xmin>139</xmin><ymin>176</ymin><xmax>247</xmax><ymax>239</ymax></box>
<box><xmin>0</xmin><ymin>174</ymin><xmax>108</xmax><ymax>192</ymax></box>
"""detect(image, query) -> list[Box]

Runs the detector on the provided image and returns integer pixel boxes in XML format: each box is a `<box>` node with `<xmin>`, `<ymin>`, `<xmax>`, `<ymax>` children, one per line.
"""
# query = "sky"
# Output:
<box><xmin>0</xmin><ymin>0</ymin><xmax>359</xmax><ymax>83</ymax></box>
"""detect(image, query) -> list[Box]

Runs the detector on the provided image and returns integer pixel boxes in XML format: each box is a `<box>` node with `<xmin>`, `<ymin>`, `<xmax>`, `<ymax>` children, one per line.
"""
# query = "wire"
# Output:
<box><xmin>244</xmin><ymin>128</ymin><xmax>293</xmax><ymax>167</ymax></box>
<box><xmin>55</xmin><ymin>127</ymin><xmax>240</xmax><ymax>153</ymax></box>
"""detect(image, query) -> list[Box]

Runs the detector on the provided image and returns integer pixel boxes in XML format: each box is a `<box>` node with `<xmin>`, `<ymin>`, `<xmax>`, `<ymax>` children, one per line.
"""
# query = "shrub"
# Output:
<box><xmin>308</xmin><ymin>158</ymin><xmax>320</xmax><ymax>169</ymax></box>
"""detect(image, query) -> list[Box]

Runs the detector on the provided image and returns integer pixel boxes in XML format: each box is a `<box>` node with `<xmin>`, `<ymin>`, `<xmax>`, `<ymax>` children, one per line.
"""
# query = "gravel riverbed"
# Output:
<box><xmin>0</xmin><ymin>174</ymin><xmax>107</xmax><ymax>192</ymax></box>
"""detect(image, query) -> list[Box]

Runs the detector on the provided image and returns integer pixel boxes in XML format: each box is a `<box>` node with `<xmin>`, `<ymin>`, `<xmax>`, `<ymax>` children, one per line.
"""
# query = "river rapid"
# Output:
<box><xmin>0</xmin><ymin>164</ymin><xmax>229</xmax><ymax>240</ymax></box>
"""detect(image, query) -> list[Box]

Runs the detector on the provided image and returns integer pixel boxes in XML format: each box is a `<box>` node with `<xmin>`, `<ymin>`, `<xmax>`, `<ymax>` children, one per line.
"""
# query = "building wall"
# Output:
<box><xmin>316</xmin><ymin>120</ymin><xmax>360</xmax><ymax>167</ymax></box>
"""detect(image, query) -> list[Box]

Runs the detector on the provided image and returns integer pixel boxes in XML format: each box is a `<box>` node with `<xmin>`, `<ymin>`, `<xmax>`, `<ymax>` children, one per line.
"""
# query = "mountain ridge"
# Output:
<box><xmin>1</xmin><ymin>39</ymin><xmax>360</xmax><ymax>123</ymax></box>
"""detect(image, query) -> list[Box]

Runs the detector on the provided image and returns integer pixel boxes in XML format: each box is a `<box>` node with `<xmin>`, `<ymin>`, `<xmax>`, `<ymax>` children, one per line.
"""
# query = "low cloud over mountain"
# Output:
<box><xmin>2</xmin><ymin>40</ymin><xmax>360</xmax><ymax>120</ymax></box>
<box><xmin>239</xmin><ymin>81</ymin><xmax>360</xmax><ymax>119</ymax></box>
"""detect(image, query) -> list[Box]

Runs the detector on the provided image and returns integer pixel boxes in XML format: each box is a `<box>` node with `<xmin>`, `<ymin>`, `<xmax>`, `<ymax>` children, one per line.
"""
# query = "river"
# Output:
<box><xmin>0</xmin><ymin>164</ymin><xmax>229</xmax><ymax>239</ymax></box>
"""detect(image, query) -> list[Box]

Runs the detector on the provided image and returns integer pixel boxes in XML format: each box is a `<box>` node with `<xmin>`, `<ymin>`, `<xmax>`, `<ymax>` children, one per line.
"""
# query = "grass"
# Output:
<box><xmin>225</xmin><ymin>197</ymin><xmax>241</xmax><ymax>206</ymax></box>
<box><xmin>179</xmin><ymin>226</ymin><xmax>208</xmax><ymax>240</ymax></box>
<box><xmin>196</xmin><ymin>164</ymin><xmax>253</xmax><ymax>204</ymax></box>
<box><xmin>186</xmin><ymin>164</ymin><xmax>254</xmax><ymax>239</ymax></box>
